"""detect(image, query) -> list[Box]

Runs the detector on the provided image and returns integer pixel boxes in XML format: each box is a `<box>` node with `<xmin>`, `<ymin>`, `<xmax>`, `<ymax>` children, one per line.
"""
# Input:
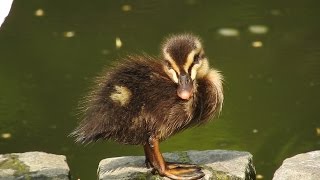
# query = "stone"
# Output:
<box><xmin>0</xmin><ymin>151</ymin><xmax>70</xmax><ymax>180</ymax></box>
<box><xmin>273</xmin><ymin>151</ymin><xmax>320</xmax><ymax>180</ymax></box>
<box><xmin>98</xmin><ymin>150</ymin><xmax>256</xmax><ymax>180</ymax></box>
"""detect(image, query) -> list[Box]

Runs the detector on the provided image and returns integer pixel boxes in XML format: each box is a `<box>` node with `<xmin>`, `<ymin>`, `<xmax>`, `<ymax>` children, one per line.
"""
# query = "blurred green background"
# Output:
<box><xmin>0</xmin><ymin>0</ymin><xmax>319</xmax><ymax>179</ymax></box>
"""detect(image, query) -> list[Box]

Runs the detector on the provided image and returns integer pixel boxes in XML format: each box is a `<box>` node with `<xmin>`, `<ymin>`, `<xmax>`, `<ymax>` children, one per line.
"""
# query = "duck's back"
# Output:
<box><xmin>72</xmin><ymin>56</ymin><xmax>222</xmax><ymax>145</ymax></box>
<box><xmin>73</xmin><ymin>56</ymin><xmax>181</xmax><ymax>145</ymax></box>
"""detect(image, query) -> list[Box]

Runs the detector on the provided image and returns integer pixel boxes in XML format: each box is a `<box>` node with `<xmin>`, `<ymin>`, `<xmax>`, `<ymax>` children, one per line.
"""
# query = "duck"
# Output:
<box><xmin>71</xmin><ymin>34</ymin><xmax>224</xmax><ymax>180</ymax></box>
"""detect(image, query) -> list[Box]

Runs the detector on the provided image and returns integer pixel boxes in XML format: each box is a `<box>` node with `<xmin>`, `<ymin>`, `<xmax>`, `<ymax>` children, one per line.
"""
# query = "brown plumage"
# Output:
<box><xmin>71</xmin><ymin>34</ymin><xmax>223</xmax><ymax>179</ymax></box>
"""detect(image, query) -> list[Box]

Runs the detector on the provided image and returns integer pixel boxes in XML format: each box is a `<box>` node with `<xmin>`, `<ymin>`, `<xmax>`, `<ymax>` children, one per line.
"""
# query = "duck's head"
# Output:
<box><xmin>162</xmin><ymin>34</ymin><xmax>209</xmax><ymax>100</ymax></box>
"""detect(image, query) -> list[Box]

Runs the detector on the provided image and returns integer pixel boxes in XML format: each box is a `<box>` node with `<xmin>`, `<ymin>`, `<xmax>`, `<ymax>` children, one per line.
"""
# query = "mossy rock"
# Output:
<box><xmin>98</xmin><ymin>150</ymin><xmax>256</xmax><ymax>180</ymax></box>
<box><xmin>0</xmin><ymin>152</ymin><xmax>70</xmax><ymax>180</ymax></box>
<box><xmin>0</xmin><ymin>154</ymin><xmax>30</xmax><ymax>177</ymax></box>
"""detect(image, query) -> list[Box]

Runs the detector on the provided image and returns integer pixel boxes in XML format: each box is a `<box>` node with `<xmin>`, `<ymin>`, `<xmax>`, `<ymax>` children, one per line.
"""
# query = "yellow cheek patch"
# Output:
<box><xmin>168</xmin><ymin>68</ymin><xmax>179</xmax><ymax>83</ymax></box>
<box><xmin>206</xmin><ymin>69</ymin><xmax>224</xmax><ymax>112</ymax></box>
<box><xmin>110</xmin><ymin>85</ymin><xmax>132</xmax><ymax>106</ymax></box>
<box><xmin>163</xmin><ymin>50</ymin><xmax>180</xmax><ymax>74</ymax></box>
<box><xmin>163</xmin><ymin>66</ymin><xmax>179</xmax><ymax>83</ymax></box>
<box><xmin>190</xmin><ymin>63</ymin><xmax>201</xmax><ymax>80</ymax></box>
<box><xmin>197</xmin><ymin>58</ymin><xmax>209</xmax><ymax>78</ymax></box>
<box><xmin>163</xmin><ymin>49</ymin><xmax>180</xmax><ymax>83</ymax></box>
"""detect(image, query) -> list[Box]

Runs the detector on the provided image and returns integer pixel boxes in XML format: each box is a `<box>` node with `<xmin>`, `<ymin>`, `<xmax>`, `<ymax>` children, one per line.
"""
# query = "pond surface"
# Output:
<box><xmin>0</xmin><ymin>0</ymin><xmax>319</xmax><ymax>179</ymax></box>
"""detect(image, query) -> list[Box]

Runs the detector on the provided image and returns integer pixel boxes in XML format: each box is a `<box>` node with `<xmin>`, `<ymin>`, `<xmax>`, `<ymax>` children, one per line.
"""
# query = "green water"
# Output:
<box><xmin>0</xmin><ymin>0</ymin><xmax>319</xmax><ymax>179</ymax></box>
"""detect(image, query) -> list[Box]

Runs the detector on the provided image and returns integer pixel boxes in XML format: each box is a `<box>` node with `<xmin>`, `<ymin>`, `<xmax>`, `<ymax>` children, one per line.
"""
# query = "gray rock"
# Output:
<box><xmin>0</xmin><ymin>151</ymin><xmax>70</xmax><ymax>180</ymax></box>
<box><xmin>273</xmin><ymin>151</ymin><xmax>320</xmax><ymax>180</ymax></box>
<box><xmin>98</xmin><ymin>150</ymin><xmax>256</xmax><ymax>180</ymax></box>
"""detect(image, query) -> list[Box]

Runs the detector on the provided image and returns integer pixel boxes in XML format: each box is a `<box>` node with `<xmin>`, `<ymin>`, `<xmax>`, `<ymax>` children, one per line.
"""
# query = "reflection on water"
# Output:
<box><xmin>0</xmin><ymin>0</ymin><xmax>320</xmax><ymax>179</ymax></box>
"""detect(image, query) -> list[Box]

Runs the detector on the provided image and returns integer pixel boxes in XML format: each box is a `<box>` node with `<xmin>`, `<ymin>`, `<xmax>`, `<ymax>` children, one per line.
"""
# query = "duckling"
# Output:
<box><xmin>71</xmin><ymin>34</ymin><xmax>223</xmax><ymax>180</ymax></box>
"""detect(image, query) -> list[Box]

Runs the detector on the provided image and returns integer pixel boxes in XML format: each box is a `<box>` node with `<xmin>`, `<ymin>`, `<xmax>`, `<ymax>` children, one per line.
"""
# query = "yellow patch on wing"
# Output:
<box><xmin>110</xmin><ymin>85</ymin><xmax>132</xmax><ymax>106</ymax></box>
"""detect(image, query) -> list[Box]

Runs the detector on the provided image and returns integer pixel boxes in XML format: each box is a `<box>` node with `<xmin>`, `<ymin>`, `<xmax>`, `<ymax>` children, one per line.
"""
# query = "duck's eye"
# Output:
<box><xmin>165</xmin><ymin>60</ymin><xmax>172</xmax><ymax>69</ymax></box>
<box><xmin>194</xmin><ymin>53</ymin><xmax>200</xmax><ymax>64</ymax></box>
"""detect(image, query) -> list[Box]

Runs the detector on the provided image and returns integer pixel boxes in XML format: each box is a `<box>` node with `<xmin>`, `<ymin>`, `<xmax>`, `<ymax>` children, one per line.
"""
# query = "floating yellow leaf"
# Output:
<box><xmin>256</xmin><ymin>174</ymin><xmax>264</xmax><ymax>179</ymax></box>
<box><xmin>115</xmin><ymin>37</ymin><xmax>122</xmax><ymax>49</ymax></box>
<box><xmin>217</xmin><ymin>28</ymin><xmax>239</xmax><ymax>37</ymax></box>
<box><xmin>248</xmin><ymin>25</ymin><xmax>269</xmax><ymax>34</ymax></box>
<box><xmin>122</xmin><ymin>5</ymin><xmax>132</xmax><ymax>12</ymax></box>
<box><xmin>252</xmin><ymin>41</ymin><xmax>263</xmax><ymax>48</ymax></box>
<box><xmin>316</xmin><ymin>128</ymin><xmax>320</xmax><ymax>136</ymax></box>
<box><xmin>35</xmin><ymin>9</ymin><xmax>44</xmax><ymax>17</ymax></box>
<box><xmin>1</xmin><ymin>133</ymin><xmax>11</xmax><ymax>139</ymax></box>
<box><xmin>64</xmin><ymin>31</ymin><xmax>75</xmax><ymax>38</ymax></box>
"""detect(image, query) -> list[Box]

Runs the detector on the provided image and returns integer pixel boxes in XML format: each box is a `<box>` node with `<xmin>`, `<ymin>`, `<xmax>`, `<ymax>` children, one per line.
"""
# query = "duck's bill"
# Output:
<box><xmin>177</xmin><ymin>74</ymin><xmax>193</xmax><ymax>100</ymax></box>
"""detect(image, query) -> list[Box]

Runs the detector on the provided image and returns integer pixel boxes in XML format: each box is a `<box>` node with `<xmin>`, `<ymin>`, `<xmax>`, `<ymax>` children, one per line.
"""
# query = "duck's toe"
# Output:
<box><xmin>153</xmin><ymin>164</ymin><xmax>204</xmax><ymax>180</ymax></box>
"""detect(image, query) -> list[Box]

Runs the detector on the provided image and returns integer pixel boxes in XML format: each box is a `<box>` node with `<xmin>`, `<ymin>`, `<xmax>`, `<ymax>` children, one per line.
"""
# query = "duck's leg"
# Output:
<box><xmin>143</xmin><ymin>144</ymin><xmax>154</xmax><ymax>169</ymax></box>
<box><xmin>143</xmin><ymin>136</ymin><xmax>205</xmax><ymax>180</ymax></box>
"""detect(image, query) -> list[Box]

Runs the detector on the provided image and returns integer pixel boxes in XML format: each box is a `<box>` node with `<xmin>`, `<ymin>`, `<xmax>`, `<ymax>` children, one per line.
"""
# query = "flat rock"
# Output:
<box><xmin>273</xmin><ymin>151</ymin><xmax>320</xmax><ymax>180</ymax></box>
<box><xmin>0</xmin><ymin>151</ymin><xmax>70</xmax><ymax>180</ymax></box>
<box><xmin>98</xmin><ymin>150</ymin><xmax>256</xmax><ymax>180</ymax></box>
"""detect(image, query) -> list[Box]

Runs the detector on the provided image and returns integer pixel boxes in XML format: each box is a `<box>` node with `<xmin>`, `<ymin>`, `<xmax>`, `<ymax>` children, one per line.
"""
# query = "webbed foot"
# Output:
<box><xmin>166</xmin><ymin>162</ymin><xmax>200</xmax><ymax>169</ymax></box>
<box><xmin>144</xmin><ymin>136</ymin><xmax>205</xmax><ymax>180</ymax></box>
<box><xmin>158</xmin><ymin>163</ymin><xmax>204</xmax><ymax>180</ymax></box>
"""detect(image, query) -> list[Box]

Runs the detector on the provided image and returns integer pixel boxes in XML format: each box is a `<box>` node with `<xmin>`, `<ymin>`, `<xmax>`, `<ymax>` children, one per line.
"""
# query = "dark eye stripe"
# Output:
<box><xmin>164</xmin><ymin>60</ymin><xmax>181</xmax><ymax>76</ymax></box>
<box><xmin>164</xmin><ymin>60</ymin><xmax>172</xmax><ymax>69</ymax></box>
<box><xmin>188</xmin><ymin>62</ymin><xmax>195</xmax><ymax>74</ymax></box>
<box><xmin>188</xmin><ymin>53</ymin><xmax>205</xmax><ymax>74</ymax></box>
<box><xmin>194</xmin><ymin>53</ymin><xmax>200</xmax><ymax>63</ymax></box>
